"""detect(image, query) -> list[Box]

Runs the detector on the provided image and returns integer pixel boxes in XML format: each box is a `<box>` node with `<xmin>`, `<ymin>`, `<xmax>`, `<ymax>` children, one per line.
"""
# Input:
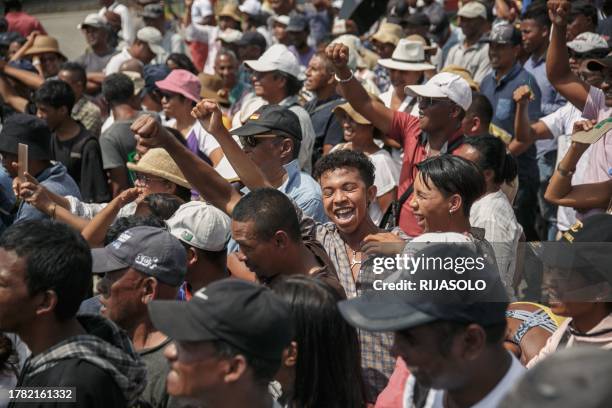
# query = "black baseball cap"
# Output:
<box><xmin>338</xmin><ymin>243</ymin><xmax>509</xmax><ymax>332</ymax></box>
<box><xmin>483</xmin><ymin>23</ymin><xmax>521</xmax><ymax>45</ymax></box>
<box><xmin>232</xmin><ymin>104</ymin><xmax>302</xmax><ymax>140</ymax></box>
<box><xmin>236</xmin><ymin>31</ymin><xmax>267</xmax><ymax>50</ymax></box>
<box><xmin>148</xmin><ymin>279</ymin><xmax>292</xmax><ymax>360</ymax></box>
<box><xmin>91</xmin><ymin>226</ymin><xmax>187</xmax><ymax>286</ymax></box>
<box><xmin>0</xmin><ymin>114</ymin><xmax>52</xmax><ymax>160</ymax></box>
<box><xmin>287</xmin><ymin>14</ymin><xmax>309</xmax><ymax>32</ymax></box>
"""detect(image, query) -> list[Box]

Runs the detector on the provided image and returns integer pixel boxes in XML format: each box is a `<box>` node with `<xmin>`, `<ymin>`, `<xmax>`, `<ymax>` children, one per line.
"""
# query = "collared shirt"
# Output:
<box><xmin>278</xmin><ymin>159</ymin><xmax>327</xmax><ymax>223</ymax></box>
<box><xmin>388</xmin><ymin>112</ymin><xmax>464</xmax><ymax>236</ymax></box>
<box><xmin>481</xmin><ymin>63</ymin><xmax>541</xmax><ymax>182</ymax></box>
<box><xmin>379</xmin><ymin>87</ymin><xmax>417</xmax><ymax>114</ymax></box>
<box><xmin>523</xmin><ymin>53</ymin><xmax>566</xmax><ymax>157</ymax></box>
<box><xmin>313</xmin><ymin>222</ymin><xmax>397</xmax><ymax>400</ymax></box>
<box><xmin>72</xmin><ymin>97</ymin><xmax>102</xmax><ymax>138</ymax></box>
<box><xmin>279</xmin><ymin>95</ymin><xmax>316</xmax><ymax>174</ymax></box>
<box><xmin>444</xmin><ymin>38</ymin><xmax>491</xmax><ymax>84</ymax></box>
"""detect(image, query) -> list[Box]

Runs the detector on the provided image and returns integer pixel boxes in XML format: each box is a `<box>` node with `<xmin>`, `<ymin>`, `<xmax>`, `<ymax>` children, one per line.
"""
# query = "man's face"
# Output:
<box><xmin>58</xmin><ymin>70</ymin><xmax>83</xmax><ymax>100</ymax></box>
<box><xmin>98</xmin><ymin>267</ymin><xmax>147</xmax><ymax>330</ymax></box>
<box><xmin>319</xmin><ymin>167</ymin><xmax>375</xmax><ymax>234</ymax></box>
<box><xmin>417</xmin><ymin>96</ymin><xmax>456</xmax><ymax>133</ymax></box>
<box><xmin>389</xmin><ymin>69</ymin><xmax>422</xmax><ymax>92</ymax></box>
<box><xmin>392</xmin><ymin>325</ymin><xmax>465</xmax><ymax>390</ymax></box>
<box><xmin>251</xmin><ymin>71</ymin><xmax>281</xmax><ymax>100</ymax></box>
<box><xmin>409</xmin><ymin>173</ymin><xmax>455</xmax><ymax>233</ymax></box>
<box><xmin>584</xmin><ymin>67</ymin><xmax>612</xmax><ymax>107</ymax></box>
<box><xmin>133</xmin><ymin>171</ymin><xmax>174</xmax><ymax>197</ymax></box>
<box><xmin>82</xmin><ymin>25</ymin><xmax>105</xmax><ymax>47</ymax></box>
<box><xmin>36</xmin><ymin>102</ymin><xmax>65</xmax><ymax>131</ymax></box>
<box><xmin>273</xmin><ymin>22</ymin><xmax>289</xmax><ymax>45</ymax></box>
<box><xmin>458</xmin><ymin>16</ymin><xmax>483</xmax><ymax>40</ymax></box>
<box><xmin>238</xmin><ymin>44</ymin><xmax>262</xmax><ymax>62</ymax></box>
<box><xmin>39</xmin><ymin>52</ymin><xmax>62</xmax><ymax>78</ymax></box>
<box><xmin>219</xmin><ymin>16</ymin><xmax>237</xmax><ymax>31</ymax></box>
<box><xmin>304</xmin><ymin>55</ymin><xmax>331</xmax><ymax>92</ymax></box>
<box><xmin>0</xmin><ymin>248</ymin><xmax>40</xmax><ymax>333</ymax></box>
<box><xmin>214</xmin><ymin>54</ymin><xmax>238</xmax><ymax>90</ymax></box>
<box><xmin>372</xmin><ymin>40</ymin><xmax>396</xmax><ymax>59</ymax></box>
<box><xmin>1</xmin><ymin>152</ymin><xmax>18</xmax><ymax>177</ymax></box>
<box><xmin>132</xmin><ymin>40</ymin><xmax>155</xmax><ymax>64</ymax></box>
<box><xmin>488</xmin><ymin>42</ymin><xmax>517</xmax><ymax>71</ymax></box>
<box><xmin>567</xmin><ymin>14</ymin><xmax>594</xmax><ymax>41</ymax></box>
<box><xmin>164</xmin><ymin>340</ymin><xmax>227</xmax><ymax>401</ymax></box>
<box><xmin>270</xmin><ymin>0</ymin><xmax>292</xmax><ymax>15</ymax></box>
<box><xmin>288</xmin><ymin>30</ymin><xmax>308</xmax><ymax>48</ymax></box>
<box><xmin>232</xmin><ymin>219</ymin><xmax>279</xmax><ymax>279</ymax></box>
<box><xmin>520</xmin><ymin>19</ymin><xmax>547</xmax><ymax>55</ymax></box>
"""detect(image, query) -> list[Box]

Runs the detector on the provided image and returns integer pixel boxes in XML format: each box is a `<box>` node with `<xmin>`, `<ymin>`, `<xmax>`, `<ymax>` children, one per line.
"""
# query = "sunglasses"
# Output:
<box><xmin>160</xmin><ymin>91</ymin><xmax>181</xmax><ymax>100</ymax></box>
<box><xmin>417</xmin><ymin>96</ymin><xmax>449</xmax><ymax>109</ymax></box>
<box><xmin>134</xmin><ymin>173</ymin><xmax>169</xmax><ymax>185</ymax></box>
<box><xmin>238</xmin><ymin>134</ymin><xmax>280</xmax><ymax>148</ymax></box>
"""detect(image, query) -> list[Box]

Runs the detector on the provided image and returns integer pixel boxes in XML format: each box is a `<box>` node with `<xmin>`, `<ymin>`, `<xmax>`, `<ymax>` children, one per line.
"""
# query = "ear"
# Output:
<box><xmin>224</xmin><ymin>354</ymin><xmax>248</xmax><ymax>384</ymax></box>
<box><xmin>448</xmin><ymin>193</ymin><xmax>463</xmax><ymax>215</ymax></box>
<box><xmin>470</xmin><ymin>116</ymin><xmax>481</xmax><ymax>134</ymax></box>
<box><xmin>450</xmin><ymin>104</ymin><xmax>462</xmax><ymax>120</ymax></box>
<box><xmin>35</xmin><ymin>290</ymin><xmax>58</xmax><ymax>318</ymax></box>
<box><xmin>141</xmin><ymin>277</ymin><xmax>159</xmax><ymax>304</ymax></box>
<box><xmin>461</xmin><ymin>324</ymin><xmax>487</xmax><ymax>360</ymax></box>
<box><xmin>367</xmin><ymin>184</ymin><xmax>377</xmax><ymax>207</ymax></box>
<box><xmin>278</xmin><ymin>138</ymin><xmax>294</xmax><ymax>161</ymax></box>
<box><xmin>281</xmin><ymin>341</ymin><xmax>298</xmax><ymax>368</ymax></box>
<box><xmin>187</xmin><ymin>247</ymin><xmax>198</xmax><ymax>267</ymax></box>
<box><xmin>273</xmin><ymin>230</ymin><xmax>290</xmax><ymax>249</ymax></box>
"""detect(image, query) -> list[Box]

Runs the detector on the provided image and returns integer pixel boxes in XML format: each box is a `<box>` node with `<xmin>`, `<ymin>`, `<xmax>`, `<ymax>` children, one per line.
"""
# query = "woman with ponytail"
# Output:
<box><xmin>456</xmin><ymin>135</ymin><xmax>523</xmax><ymax>293</ymax></box>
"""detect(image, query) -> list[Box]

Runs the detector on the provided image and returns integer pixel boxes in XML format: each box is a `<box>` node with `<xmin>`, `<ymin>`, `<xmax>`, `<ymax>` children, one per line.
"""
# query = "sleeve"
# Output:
<box><xmin>185</xmin><ymin>23</ymin><xmax>211</xmax><ymax>43</ymax></box>
<box><xmin>388</xmin><ymin>111</ymin><xmax>419</xmax><ymax>148</ymax></box>
<box><xmin>582</xmin><ymin>86</ymin><xmax>605</xmax><ymax>120</ymax></box>
<box><xmin>196</xmin><ymin>126</ymin><xmax>221</xmax><ymax>156</ymax></box>
<box><xmin>542</xmin><ymin>90</ymin><xmax>567</xmax><ymax>117</ymax></box>
<box><xmin>66</xmin><ymin>195</ymin><xmax>108</xmax><ymax>219</ymax></box>
<box><xmin>527</xmin><ymin>75</ymin><xmax>543</xmax><ymax>121</ymax></box>
<box><xmin>473</xmin><ymin>56</ymin><xmax>492</xmax><ymax>84</ymax></box>
<box><xmin>539</xmin><ymin>107</ymin><xmax>565</xmax><ymax>139</ymax></box>
<box><xmin>80</xmin><ymin>139</ymin><xmax>112</xmax><ymax>203</ymax></box>
<box><xmin>99</xmin><ymin>128</ymin><xmax>127</xmax><ymax>170</ymax></box>
<box><xmin>373</xmin><ymin>154</ymin><xmax>400</xmax><ymax>197</ymax></box>
<box><xmin>103</xmin><ymin>55</ymin><xmax>121</xmax><ymax>75</ymax></box>
<box><xmin>322</xmin><ymin>113</ymin><xmax>344</xmax><ymax>146</ymax></box>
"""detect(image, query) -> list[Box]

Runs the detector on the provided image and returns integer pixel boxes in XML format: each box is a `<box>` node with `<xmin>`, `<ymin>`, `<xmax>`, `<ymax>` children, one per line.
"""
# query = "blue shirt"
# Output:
<box><xmin>523</xmin><ymin>54</ymin><xmax>567</xmax><ymax>158</ymax></box>
<box><xmin>0</xmin><ymin>165</ymin><xmax>15</xmax><ymax>234</ymax></box>
<box><xmin>481</xmin><ymin>64</ymin><xmax>541</xmax><ymax>181</ymax></box>
<box><xmin>15</xmin><ymin>162</ymin><xmax>81</xmax><ymax>222</ymax></box>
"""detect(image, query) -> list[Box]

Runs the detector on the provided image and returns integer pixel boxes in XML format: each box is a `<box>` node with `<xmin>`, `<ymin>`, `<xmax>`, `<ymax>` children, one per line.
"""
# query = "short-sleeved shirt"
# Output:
<box><xmin>5</xmin><ymin>11</ymin><xmax>46</xmax><ymax>37</ymax></box>
<box><xmin>75</xmin><ymin>48</ymin><xmax>117</xmax><ymax>73</ymax></box>
<box><xmin>104</xmin><ymin>48</ymin><xmax>133</xmax><ymax>75</ymax></box>
<box><xmin>444</xmin><ymin>39</ymin><xmax>491</xmax><ymax>84</ymax></box>
<box><xmin>580</xmin><ymin>86</ymin><xmax>612</xmax><ymax>186</ymax></box>
<box><xmin>99</xmin><ymin>117</ymin><xmax>138</xmax><ymax>170</ymax></box>
<box><xmin>388</xmin><ymin>111</ymin><xmax>464</xmax><ymax>236</ymax></box>
<box><xmin>480</xmin><ymin>64</ymin><xmax>541</xmax><ymax>182</ymax></box>
<box><xmin>72</xmin><ymin>97</ymin><xmax>103</xmax><ymax>138</ymax></box>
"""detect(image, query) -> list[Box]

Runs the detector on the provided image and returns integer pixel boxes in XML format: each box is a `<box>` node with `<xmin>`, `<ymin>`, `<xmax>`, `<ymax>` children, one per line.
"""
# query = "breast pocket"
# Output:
<box><xmin>495</xmin><ymin>98</ymin><xmax>513</xmax><ymax>121</ymax></box>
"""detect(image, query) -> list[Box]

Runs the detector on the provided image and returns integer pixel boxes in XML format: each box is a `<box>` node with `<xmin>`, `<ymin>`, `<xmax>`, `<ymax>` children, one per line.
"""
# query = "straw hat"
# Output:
<box><xmin>441</xmin><ymin>64</ymin><xmax>480</xmax><ymax>92</ymax></box>
<box><xmin>371</xmin><ymin>22</ymin><xmax>402</xmax><ymax>46</ymax></box>
<box><xmin>198</xmin><ymin>73</ymin><xmax>230</xmax><ymax>105</ymax></box>
<box><xmin>218</xmin><ymin>3</ymin><xmax>241</xmax><ymax>23</ymax></box>
<box><xmin>333</xmin><ymin>102</ymin><xmax>371</xmax><ymax>125</ymax></box>
<box><xmin>406</xmin><ymin>34</ymin><xmax>437</xmax><ymax>52</ymax></box>
<box><xmin>24</xmin><ymin>35</ymin><xmax>66</xmax><ymax>59</ymax></box>
<box><xmin>127</xmin><ymin>148</ymin><xmax>190</xmax><ymax>189</ymax></box>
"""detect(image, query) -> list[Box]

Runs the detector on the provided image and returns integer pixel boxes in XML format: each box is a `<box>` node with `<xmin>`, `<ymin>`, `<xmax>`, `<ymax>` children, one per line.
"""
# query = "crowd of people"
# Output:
<box><xmin>0</xmin><ymin>0</ymin><xmax>612</xmax><ymax>407</ymax></box>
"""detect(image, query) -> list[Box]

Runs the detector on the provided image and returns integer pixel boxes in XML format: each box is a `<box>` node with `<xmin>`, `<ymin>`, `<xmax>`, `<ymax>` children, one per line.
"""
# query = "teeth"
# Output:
<box><xmin>334</xmin><ymin>208</ymin><xmax>354</xmax><ymax>220</ymax></box>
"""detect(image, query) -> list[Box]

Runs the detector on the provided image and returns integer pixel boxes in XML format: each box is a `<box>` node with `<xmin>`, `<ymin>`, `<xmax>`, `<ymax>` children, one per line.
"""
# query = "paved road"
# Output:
<box><xmin>34</xmin><ymin>9</ymin><xmax>97</xmax><ymax>61</ymax></box>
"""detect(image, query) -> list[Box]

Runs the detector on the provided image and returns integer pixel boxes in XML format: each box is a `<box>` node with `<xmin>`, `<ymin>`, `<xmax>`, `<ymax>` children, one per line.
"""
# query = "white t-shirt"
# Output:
<box><xmin>402</xmin><ymin>352</ymin><xmax>525</xmax><ymax>408</ymax></box>
<box><xmin>103</xmin><ymin>48</ymin><xmax>133</xmax><ymax>75</ymax></box>
<box><xmin>540</xmin><ymin>102</ymin><xmax>592</xmax><ymax>231</ymax></box>
<box><xmin>470</xmin><ymin>189</ymin><xmax>522</xmax><ymax>293</ymax></box>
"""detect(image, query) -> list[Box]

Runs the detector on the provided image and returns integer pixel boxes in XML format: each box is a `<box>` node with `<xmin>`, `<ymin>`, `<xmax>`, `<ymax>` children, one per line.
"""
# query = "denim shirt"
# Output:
<box><xmin>481</xmin><ymin>64</ymin><xmax>541</xmax><ymax>181</ymax></box>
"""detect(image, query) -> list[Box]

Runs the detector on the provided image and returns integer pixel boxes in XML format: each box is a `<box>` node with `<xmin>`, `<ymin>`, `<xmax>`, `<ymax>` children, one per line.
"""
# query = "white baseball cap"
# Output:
<box><xmin>137</xmin><ymin>27</ymin><xmax>165</xmax><ymax>56</ymax></box>
<box><xmin>244</xmin><ymin>44</ymin><xmax>302</xmax><ymax>79</ymax></box>
<box><xmin>78</xmin><ymin>13</ymin><xmax>107</xmax><ymax>30</ymax></box>
<box><xmin>167</xmin><ymin>201</ymin><xmax>232</xmax><ymax>252</ymax></box>
<box><xmin>272</xmin><ymin>15</ymin><xmax>290</xmax><ymax>26</ymax></box>
<box><xmin>457</xmin><ymin>1</ymin><xmax>487</xmax><ymax>20</ymax></box>
<box><xmin>239</xmin><ymin>0</ymin><xmax>261</xmax><ymax>15</ymax></box>
<box><xmin>405</xmin><ymin>72</ymin><xmax>473</xmax><ymax>111</ymax></box>
<box><xmin>567</xmin><ymin>32</ymin><xmax>609</xmax><ymax>53</ymax></box>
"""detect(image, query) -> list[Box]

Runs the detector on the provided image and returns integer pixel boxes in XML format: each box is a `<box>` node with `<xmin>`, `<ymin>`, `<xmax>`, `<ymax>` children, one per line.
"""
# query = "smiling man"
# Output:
<box><xmin>93</xmin><ymin>225</ymin><xmax>187</xmax><ymax>408</ymax></box>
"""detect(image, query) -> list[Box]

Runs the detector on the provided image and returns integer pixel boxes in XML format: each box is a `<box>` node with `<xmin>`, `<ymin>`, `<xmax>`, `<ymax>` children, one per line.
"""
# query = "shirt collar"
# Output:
<box><xmin>418</xmin><ymin>127</ymin><xmax>464</xmax><ymax>152</ymax></box>
<box><xmin>494</xmin><ymin>63</ymin><xmax>522</xmax><ymax>85</ymax></box>
<box><xmin>278</xmin><ymin>159</ymin><xmax>300</xmax><ymax>193</ymax></box>
<box><xmin>279</xmin><ymin>95</ymin><xmax>299</xmax><ymax>107</ymax></box>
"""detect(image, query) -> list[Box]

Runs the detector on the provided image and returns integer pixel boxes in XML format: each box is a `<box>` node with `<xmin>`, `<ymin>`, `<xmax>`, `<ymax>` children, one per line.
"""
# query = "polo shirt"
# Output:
<box><xmin>480</xmin><ymin>63</ymin><xmax>541</xmax><ymax>182</ymax></box>
<box><xmin>444</xmin><ymin>38</ymin><xmax>491</xmax><ymax>83</ymax></box>
<box><xmin>388</xmin><ymin>112</ymin><xmax>464</xmax><ymax>237</ymax></box>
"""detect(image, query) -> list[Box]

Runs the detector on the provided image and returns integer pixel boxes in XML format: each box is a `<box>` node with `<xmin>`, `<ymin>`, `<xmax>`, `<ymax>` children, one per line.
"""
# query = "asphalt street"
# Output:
<box><xmin>34</xmin><ymin>9</ymin><xmax>96</xmax><ymax>61</ymax></box>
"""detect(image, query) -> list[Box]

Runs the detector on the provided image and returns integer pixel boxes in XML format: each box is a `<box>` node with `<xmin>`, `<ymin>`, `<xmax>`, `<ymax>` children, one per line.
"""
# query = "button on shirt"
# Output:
<box><xmin>523</xmin><ymin>54</ymin><xmax>566</xmax><ymax>157</ymax></box>
<box><xmin>444</xmin><ymin>38</ymin><xmax>491</xmax><ymax>84</ymax></box>
<box><xmin>481</xmin><ymin>63</ymin><xmax>541</xmax><ymax>182</ymax></box>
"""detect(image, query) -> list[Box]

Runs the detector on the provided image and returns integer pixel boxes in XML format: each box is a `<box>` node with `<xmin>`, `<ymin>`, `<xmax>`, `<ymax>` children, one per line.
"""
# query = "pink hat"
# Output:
<box><xmin>155</xmin><ymin>69</ymin><xmax>201</xmax><ymax>103</ymax></box>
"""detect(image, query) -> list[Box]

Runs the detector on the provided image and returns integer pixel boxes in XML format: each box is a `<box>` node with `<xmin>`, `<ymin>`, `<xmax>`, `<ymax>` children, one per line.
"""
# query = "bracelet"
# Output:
<box><xmin>556</xmin><ymin>164</ymin><xmax>575</xmax><ymax>178</ymax></box>
<box><xmin>334</xmin><ymin>71</ymin><xmax>354</xmax><ymax>83</ymax></box>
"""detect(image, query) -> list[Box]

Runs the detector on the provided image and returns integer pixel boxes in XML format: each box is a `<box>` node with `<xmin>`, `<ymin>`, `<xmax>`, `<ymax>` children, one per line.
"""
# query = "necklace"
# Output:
<box><xmin>346</xmin><ymin>245</ymin><xmax>361</xmax><ymax>269</ymax></box>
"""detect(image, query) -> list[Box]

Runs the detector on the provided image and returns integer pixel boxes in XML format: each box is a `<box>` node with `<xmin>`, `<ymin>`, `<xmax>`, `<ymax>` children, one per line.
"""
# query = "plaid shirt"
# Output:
<box><xmin>314</xmin><ymin>222</ymin><xmax>396</xmax><ymax>401</ymax></box>
<box><xmin>72</xmin><ymin>97</ymin><xmax>102</xmax><ymax>138</ymax></box>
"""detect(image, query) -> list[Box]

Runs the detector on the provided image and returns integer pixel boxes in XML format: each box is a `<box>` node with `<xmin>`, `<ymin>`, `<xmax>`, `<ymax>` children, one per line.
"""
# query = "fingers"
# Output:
<box><xmin>131</xmin><ymin>114</ymin><xmax>158</xmax><ymax>138</ymax></box>
<box><xmin>191</xmin><ymin>99</ymin><xmax>218</xmax><ymax>119</ymax></box>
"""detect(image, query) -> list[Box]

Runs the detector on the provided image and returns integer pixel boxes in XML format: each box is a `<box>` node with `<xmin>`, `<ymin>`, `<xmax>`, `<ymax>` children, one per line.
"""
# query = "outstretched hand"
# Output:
<box><xmin>13</xmin><ymin>172</ymin><xmax>53</xmax><ymax>212</ymax></box>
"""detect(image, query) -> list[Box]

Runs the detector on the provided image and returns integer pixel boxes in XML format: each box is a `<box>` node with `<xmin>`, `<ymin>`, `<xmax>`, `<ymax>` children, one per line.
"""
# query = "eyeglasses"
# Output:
<box><xmin>417</xmin><ymin>96</ymin><xmax>448</xmax><ymax>109</ymax></box>
<box><xmin>134</xmin><ymin>173</ymin><xmax>168</xmax><ymax>185</ymax></box>
<box><xmin>238</xmin><ymin>134</ymin><xmax>279</xmax><ymax>148</ymax></box>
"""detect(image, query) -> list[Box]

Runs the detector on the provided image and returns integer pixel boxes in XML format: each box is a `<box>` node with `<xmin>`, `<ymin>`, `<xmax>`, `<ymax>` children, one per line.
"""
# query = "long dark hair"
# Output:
<box><xmin>463</xmin><ymin>135</ymin><xmax>518</xmax><ymax>185</ymax></box>
<box><xmin>271</xmin><ymin>276</ymin><xmax>367</xmax><ymax>408</ymax></box>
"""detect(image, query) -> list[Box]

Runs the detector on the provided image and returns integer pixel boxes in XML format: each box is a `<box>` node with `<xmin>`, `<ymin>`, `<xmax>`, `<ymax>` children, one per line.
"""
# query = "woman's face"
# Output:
<box><xmin>161</xmin><ymin>91</ymin><xmax>192</xmax><ymax>119</ymax></box>
<box><xmin>341</xmin><ymin>115</ymin><xmax>374</xmax><ymax>145</ymax></box>
<box><xmin>133</xmin><ymin>172</ymin><xmax>175</xmax><ymax>197</ymax></box>
<box><xmin>409</xmin><ymin>173</ymin><xmax>457</xmax><ymax>233</ymax></box>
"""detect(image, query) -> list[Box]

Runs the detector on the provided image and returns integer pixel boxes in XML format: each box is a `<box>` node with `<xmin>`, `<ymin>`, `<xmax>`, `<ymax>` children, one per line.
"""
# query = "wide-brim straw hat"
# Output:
<box><xmin>127</xmin><ymin>148</ymin><xmax>190</xmax><ymax>189</ymax></box>
<box><xmin>441</xmin><ymin>64</ymin><xmax>480</xmax><ymax>92</ymax></box>
<box><xmin>199</xmin><ymin>73</ymin><xmax>230</xmax><ymax>105</ymax></box>
<box><xmin>24</xmin><ymin>35</ymin><xmax>66</xmax><ymax>60</ymax></box>
<box><xmin>218</xmin><ymin>4</ymin><xmax>241</xmax><ymax>23</ymax></box>
<box><xmin>333</xmin><ymin>102</ymin><xmax>371</xmax><ymax>125</ymax></box>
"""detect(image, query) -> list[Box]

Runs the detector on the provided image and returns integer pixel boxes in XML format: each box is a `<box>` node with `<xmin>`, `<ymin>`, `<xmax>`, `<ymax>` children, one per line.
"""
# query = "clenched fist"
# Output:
<box><xmin>547</xmin><ymin>0</ymin><xmax>570</xmax><ymax>26</ymax></box>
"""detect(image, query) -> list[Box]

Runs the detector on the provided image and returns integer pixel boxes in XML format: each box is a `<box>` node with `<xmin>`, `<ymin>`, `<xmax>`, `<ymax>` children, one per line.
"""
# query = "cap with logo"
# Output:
<box><xmin>77</xmin><ymin>13</ymin><xmax>107</xmax><ymax>30</ymax></box>
<box><xmin>338</xmin><ymin>244</ymin><xmax>509</xmax><ymax>332</ymax></box>
<box><xmin>167</xmin><ymin>201</ymin><xmax>231</xmax><ymax>252</ymax></box>
<box><xmin>567</xmin><ymin>32</ymin><xmax>609</xmax><ymax>54</ymax></box>
<box><xmin>231</xmin><ymin>104</ymin><xmax>302</xmax><ymax>140</ymax></box>
<box><xmin>483</xmin><ymin>23</ymin><xmax>521</xmax><ymax>45</ymax></box>
<box><xmin>136</xmin><ymin>27</ymin><xmax>165</xmax><ymax>56</ymax></box>
<box><xmin>148</xmin><ymin>279</ymin><xmax>292</xmax><ymax>360</ymax></box>
<box><xmin>244</xmin><ymin>43</ymin><xmax>302</xmax><ymax>79</ymax></box>
<box><xmin>405</xmin><ymin>72</ymin><xmax>473</xmax><ymax>111</ymax></box>
<box><xmin>378</xmin><ymin>39</ymin><xmax>436</xmax><ymax>72</ymax></box>
<box><xmin>91</xmin><ymin>226</ymin><xmax>187</xmax><ymax>286</ymax></box>
<box><xmin>457</xmin><ymin>1</ymin><xmax>487</xmax><ymax>20</ymax></box>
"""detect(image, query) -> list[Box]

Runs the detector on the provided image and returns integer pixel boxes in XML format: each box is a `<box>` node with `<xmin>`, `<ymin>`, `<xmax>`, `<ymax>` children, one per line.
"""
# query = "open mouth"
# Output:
<box><xmin>333</xmin><ymin>207</ymin><xmax>356</xmax><ymax>225</ymax></box>
<box><xmin>413</xmin><ymin>213</ymin><xmax>425</xmax><ymax>226</ymax></box>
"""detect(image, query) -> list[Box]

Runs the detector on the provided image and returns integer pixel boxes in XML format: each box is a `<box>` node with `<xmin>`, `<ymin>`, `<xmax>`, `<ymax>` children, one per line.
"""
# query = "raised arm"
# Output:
<box><xmin>513</xmin><ymin>85</ymin><xmax>553</xmax><ymax>145</ymax></box>
<box><xmin>546</xmin><ymin>0</ymin><xmax>590</xmax><ymax>110</ymax></box>
<box><xmin>191</xmin><ymin>99</ymin><xmax>272</xmax><ymax>190</ymax></box>
<box><xmin>131</xmin><ymin>115</ymin><xmax>242</xmax><ymax>215</ymax></box>
<box><xmin>325</xmin><ymin>43</ymin><xmax>394</xmax><ymax>135</ymax></box>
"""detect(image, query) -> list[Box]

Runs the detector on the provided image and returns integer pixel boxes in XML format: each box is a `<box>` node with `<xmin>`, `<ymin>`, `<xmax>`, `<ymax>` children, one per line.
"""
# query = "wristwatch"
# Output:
<box><xmin>556</xmin><ymin>164</ymin><xmax>575</xmax><ymax>177</ymax></box>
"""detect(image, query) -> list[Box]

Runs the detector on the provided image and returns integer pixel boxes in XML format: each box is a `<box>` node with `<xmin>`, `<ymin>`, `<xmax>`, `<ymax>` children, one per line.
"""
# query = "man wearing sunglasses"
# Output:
<box><xmin>325</xmin><ymin>42</ymin><xmax>471</xmax><ymax>237</ymax></box>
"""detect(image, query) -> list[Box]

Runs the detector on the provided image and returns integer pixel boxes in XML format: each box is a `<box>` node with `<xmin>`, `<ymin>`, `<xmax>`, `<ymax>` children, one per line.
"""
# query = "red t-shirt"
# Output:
<box><xmin>388</xmin><ymin>111</ymin><xmax>464</xmax><ymax>237</ymax></box>
<box><xmin>5</xmin><ymin>12</ymin><xmax>46</xmax><ymax>38</ymax></box>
